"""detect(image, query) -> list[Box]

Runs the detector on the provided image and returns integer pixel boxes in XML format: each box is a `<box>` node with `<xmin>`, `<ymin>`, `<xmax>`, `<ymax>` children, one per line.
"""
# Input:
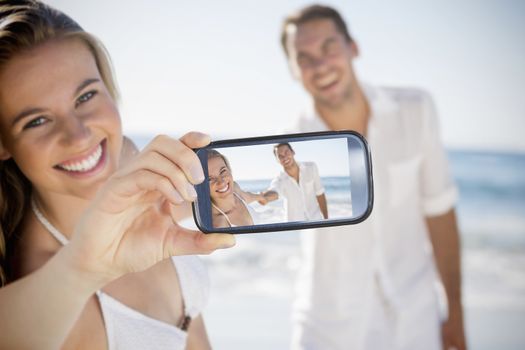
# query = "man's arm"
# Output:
<box><xmin>258</xmin><ymin>176</ymin><xmax>281</xmax><ymax>205</ymax></box>
<box><xmin>259</xmin><ymin>190</ymin><xmax>279</xmax><ymax>205</ymax></box>
<box><xmin>427</xmin><ymin>209</ymin><xmax>467</xmax><ymax>350</ymax></box>
<box><xmin>233</xmin><ymin>182</ymin><xmax>276</xmax><ymax>205</ymax></box>
<box><xmin>316</xmin><ymin>193</ymin><xmax>328</xmax><ymax>219</ymax></box>
<box><xmin>310</xmin><ymin>163</ymin><xmax>327</xmax><ymax>219</ymax></box>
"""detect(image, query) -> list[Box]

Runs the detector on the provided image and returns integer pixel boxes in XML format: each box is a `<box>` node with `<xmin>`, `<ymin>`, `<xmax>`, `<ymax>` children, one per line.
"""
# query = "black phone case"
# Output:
<box><xmin>191</xmin><ymin>130</ymin><xmax>374</xmax><ymax>234</ymax></box>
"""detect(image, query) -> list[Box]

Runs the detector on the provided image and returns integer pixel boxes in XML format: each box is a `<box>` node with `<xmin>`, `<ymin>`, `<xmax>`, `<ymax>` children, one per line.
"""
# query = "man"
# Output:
<box><xmin>261</xmin><ymin>143</ymin><xmax>328</xmax><ymax>222</ymax></box>
<box><xmin>280</xmin><ymin>4</ymin><xmax>466</xmax><ymax>350</ymax></box>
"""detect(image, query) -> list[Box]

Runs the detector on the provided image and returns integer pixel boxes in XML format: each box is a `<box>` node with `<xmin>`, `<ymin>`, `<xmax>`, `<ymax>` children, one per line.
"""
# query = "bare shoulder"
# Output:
<box><xmin>233</xmin><ymin>182</ymin><xmax>249</xmax><ymax>201</ymax></box>
<box><xmin>233</xmin><ymin>181</ymin><xmax>242</xmax><ymax>192</ymax></box>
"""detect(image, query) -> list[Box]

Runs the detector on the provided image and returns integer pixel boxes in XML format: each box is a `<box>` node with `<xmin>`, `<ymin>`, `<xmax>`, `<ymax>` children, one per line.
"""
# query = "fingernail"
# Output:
<box><xmin>190</xmin><ymin>164</ymin><xmax>205</xmax><ymax>183</ymax></box>
<box><xmin>172</xmin><ymin>190</ymin><xmax>184</xmax><ymax>204</ymax></box>
<box><xmin>187</xmin><ymin>183</ymin><xmax>197</xmax><ymax>199</ymax></box>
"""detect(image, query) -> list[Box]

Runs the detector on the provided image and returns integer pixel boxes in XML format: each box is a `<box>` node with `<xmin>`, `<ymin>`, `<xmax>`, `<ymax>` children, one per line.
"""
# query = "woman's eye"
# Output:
<box><xmin>23</xmin><ymin>116</ymin><xmax>47</xmax><ymax>130</ymax></box>
<box><xmin>75</xmin><ymin>90</ymin><xmax>98</xmax><ymax>107</ymax></box>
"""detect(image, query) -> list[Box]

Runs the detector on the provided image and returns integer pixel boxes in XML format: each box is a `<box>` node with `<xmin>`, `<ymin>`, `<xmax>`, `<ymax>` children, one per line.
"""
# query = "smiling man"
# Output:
<box><xmin>261</xmin><ymin>142</ymin><xmax>328</xmax><ymax>222</ymax></box>
<box><xmin>280</xmin><ymin>4</ymin><xmax>466</xmax><ymax>350</ymax></box>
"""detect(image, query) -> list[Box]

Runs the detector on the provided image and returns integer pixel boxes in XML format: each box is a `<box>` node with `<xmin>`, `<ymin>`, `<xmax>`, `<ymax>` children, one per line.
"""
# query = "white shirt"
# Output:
<box><xmin>212</xmin><ymin>192</ymin><xmax>262</xmax><ymax>227</ymax></box>
<box><xmin>268</xmin><ymin>162</ymin><xmax>325</xmax><ymax>222</ymax></box>
<box><xmin>290</xmin><ymin>85</ymin><xmax>458</xmax><ymax>350</ymax></box>
<box><xmin>99</xmin><ymin>256</ymin><xmax>209</xmax><ymax>350</ymax></box>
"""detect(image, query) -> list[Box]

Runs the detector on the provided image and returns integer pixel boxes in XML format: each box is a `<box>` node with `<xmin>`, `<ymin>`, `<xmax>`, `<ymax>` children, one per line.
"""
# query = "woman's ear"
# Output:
<box><xmin>0</xmin><ymin>139</ymin><xmax>11</xmax><ymax>160</ymax></box>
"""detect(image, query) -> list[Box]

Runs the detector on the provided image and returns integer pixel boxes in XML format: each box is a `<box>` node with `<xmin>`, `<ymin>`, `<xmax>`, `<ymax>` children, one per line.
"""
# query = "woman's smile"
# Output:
<box><xmin>54</xmin><ymin>139</ymin><xmax>108</xmax><ymax>178</ymax></box>
<box><xmin>215</xmin><ymin>182</ymin><xmax>229</xmax><ymax>194</ymax></box>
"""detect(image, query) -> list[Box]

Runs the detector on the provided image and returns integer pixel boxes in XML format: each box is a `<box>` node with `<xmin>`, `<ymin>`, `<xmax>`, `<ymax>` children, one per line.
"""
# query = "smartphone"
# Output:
<box><xmin>192</xmin><ymin>130</ymin><xmax>373</xmax><ymax>234</ymax></box>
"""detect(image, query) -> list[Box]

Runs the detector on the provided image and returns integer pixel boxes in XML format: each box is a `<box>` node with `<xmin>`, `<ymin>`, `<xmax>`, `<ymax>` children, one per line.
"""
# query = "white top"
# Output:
<box><xmin>31</xmin><ymin>199</ymin><xmax>209</xmax><ymax>350</ymax></box>
<box><xmin>268</xmin><ymin>162</ymin><xmax>325</xmax><ymax>222</ymax></box>
<box><xmin>290</xmin><ymin>85</ymin><xmax>458</xmax><ymax>349</ymax></box>
<box><xmin>212</xmin><ymin>192</ymin><xmax>261</xmax><ymax>227</ymax></box>
<box><xmin>98</xmin><ymin>256</ymin><xmax>208</xmax><ymax>350</ymax></box>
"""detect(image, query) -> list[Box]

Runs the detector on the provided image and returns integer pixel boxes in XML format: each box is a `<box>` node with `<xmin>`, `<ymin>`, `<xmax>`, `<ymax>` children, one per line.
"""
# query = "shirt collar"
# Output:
<box><xmin>301</xmin><ymin>82</ymin><xmax>398</xmax><ymax>129</ymax></box>
<box><xmin>281</xmin><ymin>162</ymin><xmax>304</xmax><ymax>179</ymax></box>
<box><xmin>362</xmin><ymin>83</ymin><xmax>398</xmax><ymax>124</ymax></box>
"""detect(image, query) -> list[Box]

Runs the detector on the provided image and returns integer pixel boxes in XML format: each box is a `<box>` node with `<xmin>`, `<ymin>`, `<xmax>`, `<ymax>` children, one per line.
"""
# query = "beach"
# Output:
<box><xmin>200</xmin><ymin>236</ymin><xmax>525</xmax><ymax>350</ymax></box>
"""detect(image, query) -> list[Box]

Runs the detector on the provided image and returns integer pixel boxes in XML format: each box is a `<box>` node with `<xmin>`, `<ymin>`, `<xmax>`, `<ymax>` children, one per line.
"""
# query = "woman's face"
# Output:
<box><xmin>0</xmin><ymin>38</ymin><xmax>122</xmax><ymax>199</ymax></box>
<box><xmin>208</xmin><ymin>156</ymin><xmax>234</xmax><ymax>202</ymax></box>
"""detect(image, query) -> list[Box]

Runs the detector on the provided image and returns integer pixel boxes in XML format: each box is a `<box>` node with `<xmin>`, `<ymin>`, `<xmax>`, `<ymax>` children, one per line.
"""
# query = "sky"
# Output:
<box><xmin>47</xmin><ymin>0</ymin><xmax>525</xmax><ymax>152</ymax></box>
<box><xmin>215</xmin><ymin>138</ymin><xmax>350</xmax><ymax>180</ymax></box>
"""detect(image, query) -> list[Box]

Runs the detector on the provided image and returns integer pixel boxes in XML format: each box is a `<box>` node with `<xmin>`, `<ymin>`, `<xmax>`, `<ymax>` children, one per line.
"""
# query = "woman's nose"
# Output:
<box><xmin>59</xmin><ymin>115</ymin><xmax>91</xmax><ymax>146</ymax></box>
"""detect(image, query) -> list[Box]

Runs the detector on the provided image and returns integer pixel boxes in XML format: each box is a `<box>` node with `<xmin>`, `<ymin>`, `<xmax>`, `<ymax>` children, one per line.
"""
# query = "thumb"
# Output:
<box><xmin>165</xmin><ymin>226</ymin><xmax>236</xmax><ymax>257</ymax></box>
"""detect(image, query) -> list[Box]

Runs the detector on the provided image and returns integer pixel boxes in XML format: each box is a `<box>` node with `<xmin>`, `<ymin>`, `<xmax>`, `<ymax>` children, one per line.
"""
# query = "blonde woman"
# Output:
<box><xmin>0</xmin><ymin>1</ymin><xmax>234</xmax><ymax>349</ymax></box>
<box><xmin>207</xmin><ymin>150</ymin><xmax>266</xmax><ymax>228</ymax></box>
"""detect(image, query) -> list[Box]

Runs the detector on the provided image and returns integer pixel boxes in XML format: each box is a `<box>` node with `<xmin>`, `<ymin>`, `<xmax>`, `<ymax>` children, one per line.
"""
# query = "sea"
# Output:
<box><xmin>130</xmin><ymin>135</ymin><xmax>525</xmax><ymax>349</ymax></box>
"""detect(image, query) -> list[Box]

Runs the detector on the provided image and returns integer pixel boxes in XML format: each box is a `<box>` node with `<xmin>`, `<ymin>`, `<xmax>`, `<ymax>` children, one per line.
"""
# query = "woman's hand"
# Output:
<box><xmin>63</xmin><ymin>132</ymin><xmax>235</xmax><ymax>285</ymax></box>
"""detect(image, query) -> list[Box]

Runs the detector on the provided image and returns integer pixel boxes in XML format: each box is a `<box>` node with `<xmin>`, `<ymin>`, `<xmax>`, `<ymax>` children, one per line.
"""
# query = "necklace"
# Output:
<box><xmin>30</xmin><ymin>197</ymin><xmax>69</xmax><ymax>246</ymax></box>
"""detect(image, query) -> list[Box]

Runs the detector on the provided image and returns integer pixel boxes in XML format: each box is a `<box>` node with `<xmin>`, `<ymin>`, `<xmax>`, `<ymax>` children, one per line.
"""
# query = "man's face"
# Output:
<box><xmin>286</xmin><ymin>19</ymin><xmax>358</xmax><ymax>108</ymax></box>
<box><xmin>276</xmin><ymin>145</ymin><xmax>296</xmax><ymax>169</ymax></box>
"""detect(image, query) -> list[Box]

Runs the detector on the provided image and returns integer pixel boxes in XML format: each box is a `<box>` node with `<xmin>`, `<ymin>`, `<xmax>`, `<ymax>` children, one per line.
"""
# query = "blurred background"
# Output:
<box><xmin>48</xmin><ymin>0</ymin><xmax>525</xmax><ymax>349</ymax></box>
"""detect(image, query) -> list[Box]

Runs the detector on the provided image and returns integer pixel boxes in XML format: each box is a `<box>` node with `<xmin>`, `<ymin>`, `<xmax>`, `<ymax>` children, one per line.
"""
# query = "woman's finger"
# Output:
<box><xmin>95</xmin><ymin>169</ymin><xmax>186</xmax><ymax>213</ymax></box>
<box><xmin>179</xmin><ymin>131</ymin><xmax>211</xmax><ymax>149</ymax></box>
<box><xmin>118</xmin><ymin>151</ymin><xmax>197</xmax><ymax>202</ymax></box>
<box><xmin>141</xmin><ymin>135</ymin><xmax>205</xmax><ymax>184</ymax></box>
<box><xmin>164</xmin><ymin>226</ymin><xmax>236</xmax><ymax>257</ymax></box>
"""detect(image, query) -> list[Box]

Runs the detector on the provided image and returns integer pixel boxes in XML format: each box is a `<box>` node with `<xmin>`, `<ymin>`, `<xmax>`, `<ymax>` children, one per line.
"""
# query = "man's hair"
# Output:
<box><xmin>280</xmin><ymin>4</ymin><xmax>353</xmax><ymax>57</ymax></box>
<box><xmin>273</xmin><ymin>143</ymin><xmax>294</xmax><ymax>157</ymax></box>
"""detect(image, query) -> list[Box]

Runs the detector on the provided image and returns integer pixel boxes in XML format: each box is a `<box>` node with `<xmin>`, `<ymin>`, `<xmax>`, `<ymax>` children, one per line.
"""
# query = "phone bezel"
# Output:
<box><xmin>192</xmin><ymin>130</ymin><xmax>374</xmax><ymax>234</ymax></box>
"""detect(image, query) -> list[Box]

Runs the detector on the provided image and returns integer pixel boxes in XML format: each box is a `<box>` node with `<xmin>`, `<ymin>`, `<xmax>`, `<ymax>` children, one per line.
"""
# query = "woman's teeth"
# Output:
<box><xmin>217</xmin><ymin>183</ymin><xmax>229</xmax><ymax>193</ymax></box>
<box><xmin>57</xmin><ymin>144</ymin><xmax>102</xmax><ymax>172</ymax></box>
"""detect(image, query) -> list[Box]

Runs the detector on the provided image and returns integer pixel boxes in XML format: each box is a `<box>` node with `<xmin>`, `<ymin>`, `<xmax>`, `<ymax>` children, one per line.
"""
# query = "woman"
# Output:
<box><xmin>0</xmin><ymin>1</ymin><xmax>234</xmax><ymax>349</ymax></box>
<box><xmin>207</xmin><ymin>150</ymin><xmax>265</xmax><ymax>228</ymax></box>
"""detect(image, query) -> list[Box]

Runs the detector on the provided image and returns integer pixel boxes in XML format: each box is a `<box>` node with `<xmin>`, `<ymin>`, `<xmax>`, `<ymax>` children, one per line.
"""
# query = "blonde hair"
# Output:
<box><xmin>0</xmin><ymin>0</ymin><xmax>119</xmax><ymax>286</ymax></box>
<box><xmin>207</xmin><ymin>149</ymin><xmax>232</xmax><ymax>172</ymax></box>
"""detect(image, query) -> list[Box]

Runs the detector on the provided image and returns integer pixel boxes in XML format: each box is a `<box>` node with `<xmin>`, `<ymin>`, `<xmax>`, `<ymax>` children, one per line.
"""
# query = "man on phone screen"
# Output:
<box><xmin>260</xmin><ymin>142</ymin><xmax>328</xmax><ymax>222</ymax></box>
